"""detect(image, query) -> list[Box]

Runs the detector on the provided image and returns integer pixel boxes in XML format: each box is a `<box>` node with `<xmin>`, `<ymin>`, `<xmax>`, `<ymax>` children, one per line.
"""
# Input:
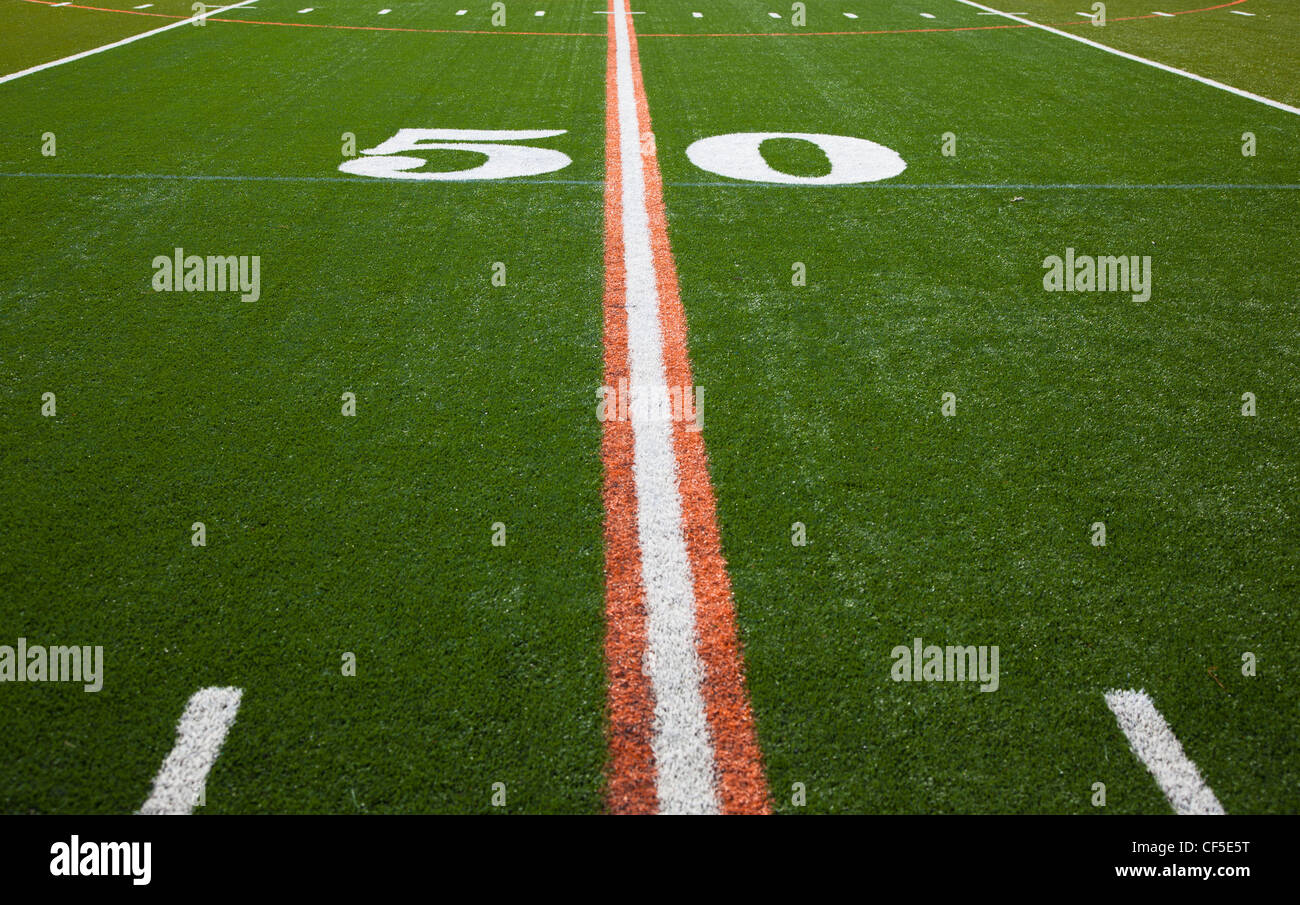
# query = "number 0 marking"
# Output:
<box><xmin>685</xmin><ymin>132</ymin><xmax>906</xmax><ymax>185</ymax></box>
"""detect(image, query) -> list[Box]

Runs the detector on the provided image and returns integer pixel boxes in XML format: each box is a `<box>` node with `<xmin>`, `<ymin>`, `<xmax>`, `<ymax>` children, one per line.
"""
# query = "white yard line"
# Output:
<box><xmin>1229</xmin><ymin>9</ymin><xmax>1254</xmax><ymax>14</ymax></box>
<box><xmin>2</xmin><ymin>0</ymin><xmax>259</xmax><ymax>86</ymax></box>
<box><xmin>1105</xmin><ymin>689</ymin><xmax>1225</xmax><ymax>815</ymax></box>
<box><xmin>1152</xmin><ymin>11</ymin><xmax>1174</xmax><ymax>17</ymax></box>
<box><xmin>139</xmin><ymin>687</ymin><xmax>243</xmax><ymax>815</ymax></box>
<box><xmin>951</xmin><ymin>0</ymin><xmax>1300</xmax><ymax>116</ymax></box>
<box><xmin>611</xmin><ymin>0</ymin><xmax>719</xmax><ymax>815</ymax></box>
<box><xmin>843</xmin><ymin>12</ymin><xmax>858</xmax><ymax>18</ymax></box>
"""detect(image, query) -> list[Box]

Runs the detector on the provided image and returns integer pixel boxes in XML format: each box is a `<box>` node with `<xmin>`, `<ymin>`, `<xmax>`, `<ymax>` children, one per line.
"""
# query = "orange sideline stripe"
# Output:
<box><xmin>601</xmin><ymin>2</ymin><xmax>656</xmax><ymax>815</ymax></box>
<box><xmin>601</xmin><ymin>0</ymin><xmax>770</xmax><ymax>815</ymax></box>
<box><xmin>622</xmin><ymin>7</ymin><xmax>770</xmax><ymax>817</ymax></box>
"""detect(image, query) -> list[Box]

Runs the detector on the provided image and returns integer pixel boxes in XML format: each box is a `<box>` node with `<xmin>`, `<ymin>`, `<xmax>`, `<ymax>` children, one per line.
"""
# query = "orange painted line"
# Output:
<box><xmin>600</xmin><ymin>0</ymin><xmax>770</xmax><ymax>814</ymax></box>
<box><xmin>19</xmin><ymin>0</ymin><xmax>1249</xmax><ymax>39</ymax></box>
<box><xmin>600</xmin><ymin>2</ymin><xmax>656</xmax><ymax>816</ymax></box>
<box><xmin>623</xmin><ymin>5</ymin><xmax>770</xmax><ymax>818</ymax></box>
<box><xmin>19</xmin><ymin>0</ymin><xmax>602</xmax><ymax>34</ymax></box>
<box><xmin>621</xmin><ymin>3</ymin><xmax>769</xmax><ymax>816</ymax></box>
<box><xmin>210</xmin><ymin>18</ymin><xmax>599</xmax><ymax>36</ymax></box>
<box><xmin>639</xmin><ymin>0</ymin><xmax>1250</xmax><ymax>36</ymax></box>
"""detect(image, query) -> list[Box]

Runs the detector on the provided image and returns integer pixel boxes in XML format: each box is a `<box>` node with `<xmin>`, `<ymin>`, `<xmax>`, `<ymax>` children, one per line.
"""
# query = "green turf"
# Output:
<box><xmin>1</xmin><ymin>4</ymin><xmax>609</xmax><ymax>813</ymax></box>
<box><xmin>1</xmin><ymin>0</ymin><xmax>1296</xmax><ymax>813</ymax></box>
<box><xmin>641</xmin><ymin>0</ymin><xmax>1300</xmax><ymax>812</ymax></box>
<box><xmin>0</xmin><ymin>3</ymin><xmax>175</xmax><ymax>73</ymax></box>
<box><xmin>1001</xmin><ymin>1</ymin><xmax>1300</xmax><ymax>107</ymax></box>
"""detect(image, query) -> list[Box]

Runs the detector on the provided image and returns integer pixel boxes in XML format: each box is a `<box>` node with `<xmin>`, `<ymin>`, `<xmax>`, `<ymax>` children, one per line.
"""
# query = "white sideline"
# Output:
<box><xmin>612</xmin><ymin>0</ymin><xmax>719</xmax><ymax>815</ymax></box>
<box><xmin>0</xmin><ymin>0</ymin><xmax>259</xmax><ymax>86</ymax></box>
<box><xmin>951</xmin><ymin>0</ymin><xmax>1300</xmax><ymax>116</ymax></box>
<box><xmin>139</xmin><ymin>687</ymin><xmax>243</xmax><ymax>815</ymax></box>
<box><xmin>1105</xmin><ymin>689</ymin><xmax>1225</xmax><ymax>815</ymax></box>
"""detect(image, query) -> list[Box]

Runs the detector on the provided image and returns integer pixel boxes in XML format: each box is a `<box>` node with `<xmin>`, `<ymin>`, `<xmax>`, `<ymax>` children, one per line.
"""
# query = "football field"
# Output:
<box><xmin>1</xmin><ymin>0</ymin><xmax>1297</xmax><ymax>815</ymax></box>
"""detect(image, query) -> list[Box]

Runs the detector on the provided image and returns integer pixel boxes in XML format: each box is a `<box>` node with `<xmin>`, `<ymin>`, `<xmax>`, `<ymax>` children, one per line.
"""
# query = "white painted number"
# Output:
<box><xmin>685</xmin><ymin>132</ymin><xmax>906</xmax><ymax>185</ymax></box>
<box><xmin>339</xmin><ymin>129</ymin><xmax>572</xmax><ymax>181</ymax></box>
<box><xmin>340</xmin><ymin>128</ymin><xmax>907</xmax><ymax>185</ymax></box>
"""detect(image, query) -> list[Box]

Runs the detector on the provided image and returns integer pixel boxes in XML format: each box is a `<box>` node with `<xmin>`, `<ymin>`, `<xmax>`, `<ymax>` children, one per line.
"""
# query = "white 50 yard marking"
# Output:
<box><xmin>0</xmin><ymin>0</ymin><xmax>260</xmax><ymax>86</ymax></box>
<box><xmin>139</xmin><ymin>687</ymin><xmax>243</xmax><ymax>815</ymax></box>
<box><xmin>951</xmin><ymin>0</ymin><xmax>1300</xmax><ymax>116</ymax></box>
<box><xmin>1105</xmin><ymin>689</ymin><xmax>1225</xmax><ymax>815</ymax></box>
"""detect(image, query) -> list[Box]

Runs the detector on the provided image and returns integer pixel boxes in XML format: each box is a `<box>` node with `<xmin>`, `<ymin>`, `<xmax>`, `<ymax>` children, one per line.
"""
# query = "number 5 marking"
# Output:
<box><xmin>339</xmin><ymin>129</ymin><xmax>572</xmax><ymax>181</ymax></box>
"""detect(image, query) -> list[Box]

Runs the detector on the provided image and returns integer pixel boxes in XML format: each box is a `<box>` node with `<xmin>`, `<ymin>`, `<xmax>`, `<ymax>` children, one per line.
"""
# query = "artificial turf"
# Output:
<box><xmin>1</xmin><ymin>0</ymin><xmax>1296</xmax><ymax>813</ymax></box>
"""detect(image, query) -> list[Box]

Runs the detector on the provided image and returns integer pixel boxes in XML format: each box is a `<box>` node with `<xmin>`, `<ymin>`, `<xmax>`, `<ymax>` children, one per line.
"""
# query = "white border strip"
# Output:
<box><xmin>951</xmin><ymin>0</ymin><xmax>1300</xmax><ymax>116</ymax></box>
<box><xmin>1105</xmin><ymin>689</ymin><xmax>1225</xmax><ymax>815</ymax></box>
<box><xmin>139</xmin><ymin>687</ymin><xmax>244</xmax><ymax>815</ymax></box>
<box><xmin>612</xmin><ymin>0</ymin><xmax>719</xmax><ymax>815</ymax></box>
<box><xmin>0</xmin><ymin>0</ymin><xmax>260</xmax><ymax>86</ymax></box>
